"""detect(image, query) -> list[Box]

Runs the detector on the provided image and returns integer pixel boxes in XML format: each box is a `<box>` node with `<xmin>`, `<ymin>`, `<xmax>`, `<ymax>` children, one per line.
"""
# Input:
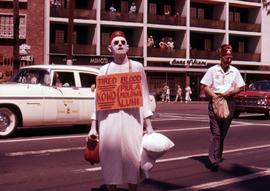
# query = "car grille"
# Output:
<box><xmin>236</xmin><ymin>97</ymin><xmax>267</xmax><ymax>106</ymax></box>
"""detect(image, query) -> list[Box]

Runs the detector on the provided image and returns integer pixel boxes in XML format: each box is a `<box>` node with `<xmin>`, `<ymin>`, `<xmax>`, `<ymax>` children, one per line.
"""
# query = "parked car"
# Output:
<box><xmin>0</xmin><ymin>65</ymin><xmax>99</xmax><ymax>137</ymax></box>
<box><xmin>234</xmin><ymin>80</ymin><xmax>270</xmax><ymax>118</ymax></box>
<box><xmin>0</xmin><ymin>64</ymin><xmax>157</xmax><ymax>137</ymax></box>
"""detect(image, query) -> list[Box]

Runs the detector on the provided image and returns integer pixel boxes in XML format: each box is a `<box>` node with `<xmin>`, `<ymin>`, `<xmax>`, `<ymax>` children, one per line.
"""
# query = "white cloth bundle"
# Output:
<box><xmin>140</xmin><ymin>132</ymin><xmax>175</xmax><ymax>178</ymax></box>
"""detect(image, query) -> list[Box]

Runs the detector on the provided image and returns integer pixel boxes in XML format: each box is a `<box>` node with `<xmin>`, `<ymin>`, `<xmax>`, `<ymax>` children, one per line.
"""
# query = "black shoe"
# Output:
<box><xmin>210</xmin><ymin>163</ymin><xmax>219</xmax><ymax>172</ymax></box>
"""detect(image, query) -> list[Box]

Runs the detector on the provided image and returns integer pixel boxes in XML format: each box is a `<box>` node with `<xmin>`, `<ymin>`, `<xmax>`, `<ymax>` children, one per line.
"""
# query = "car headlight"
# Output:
<box><xmin>257</xmin><ymin>98</ymin><xmax>267</xmax><ymax>105</ymax></box>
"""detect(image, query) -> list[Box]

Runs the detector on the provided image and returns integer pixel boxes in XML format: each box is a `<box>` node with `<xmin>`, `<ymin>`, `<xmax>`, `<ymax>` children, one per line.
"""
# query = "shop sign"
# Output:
<box><xmin>20</xmin><ymin>55</ymin><xmax>33</xmax><ymax>61</ymax></box>
<box><xmin>90</xmin><ymin>57</ymin><xmax>109</xmax><ymax>65</ymax></box>
<box><xmin>96</xmin><ymin>72</ymin><xmax>143</xmax><ymax>111</ymax></box>
<box><xmin>19</xmin><ymin>43</ymin><xmax>33</xmax><ymax>62</ymax></box>
<box><xmin>170</xmin><ymin>59</ymin><xmax>207</xmax><ymax>67</ymax></box>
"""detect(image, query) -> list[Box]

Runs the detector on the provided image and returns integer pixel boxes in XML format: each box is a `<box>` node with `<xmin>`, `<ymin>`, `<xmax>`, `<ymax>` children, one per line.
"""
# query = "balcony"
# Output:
<box><xmin>190</xmin><ymin>50</ymin><xmax>219</xmax><ymax>60</ymax></box>
<box><xmin>147</xmin><ymin>48</ymin><xmax>186</xmax><ymax>58</ymax></box>
<box><xmin>233</xmin><ymin>52</ymin><xmax>261</xmax><ymax>62</ymax></box>
<box><xmin>100</xmin><ymin>46</ymin><xmax>143</xmax><ymax>57</ymax></box>
<box><xmin>148</xmin><ymin>15</ymin><xmax>186</xmax><ymax>26</ymax></box>
<box><xmin>101</xmin><ymin>11</ymin><xmax>143</xmax><ymax>23</ymax></box>
<box><xmin>50</xmin><ymin>7</ymin><xmax>96</xmax><ymax>20</ymax></box>
<box><xmin>190</xmin><ymin>18</ymin><xmax>225</xmax><ymax>29</ymax></box>
<box><xmin>50</xmin><ymin>43</ymin><xmax>96</xmax><ymax>55</ymax></box>
<box><xmin>230</xmin><ymin>22</ymin><xmax>261</xmax><ymax>32</ymax></box>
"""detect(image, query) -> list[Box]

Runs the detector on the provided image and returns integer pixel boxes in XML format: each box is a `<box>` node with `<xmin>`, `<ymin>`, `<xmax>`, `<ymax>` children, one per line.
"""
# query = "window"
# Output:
<box><xmin>55</xmin><ymin>30</ymin><xmax>64</xmax><ymax>43</ymax></box>
<box><xmin>204</xmin><ymin>39</ymin><xmax>212</xmax><ymax>51</ymax></box>
<box><xmin>238</xmin><ymin>41</ymin><xmax>245</xmax><ymax>53</ymax></box>
<box><xmin>101</xmin><ymin>32</ymin><xmax>110</xmax><ymax>46</ymax></box>
<box><xmin>149</xmin><ymin>3</ymin><xmax>157</xmax><ymax>15</ymax></box>
<box><xmin>53</xmin><ymin>71</ymin><xmax>75</xmax><ymax>87</ymax></box>
<box><xmin>0</xmin><ymin>14</ymin><xmax>26</xmax><ymax>39</ymax></box>
<box><xmin>79</xmin><ymin>73</ymin><xmax>96</xmax><ymax>88</ymax></box>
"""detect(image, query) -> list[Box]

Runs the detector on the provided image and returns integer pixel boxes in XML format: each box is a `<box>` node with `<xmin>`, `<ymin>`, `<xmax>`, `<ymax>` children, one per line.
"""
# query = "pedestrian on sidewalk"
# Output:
<box><xmin>87</xmin><ymin>31</ymin><xmax>154</xmax><ymax>191</ymax></box>
<box><xmin>185</xmin><ymin>85</ymin><xmax>192</xmax><ymax>103</ymax></box>
<box><xmin>165</xmin><ymin>85</ymin><xmax>171</xmax><ymax>102</ymax></box>
<box><xmin>200</xmin><ymin>44</ymin><xmax>245</xmax><ymax>171</ymax></box>
<box><xmin>175</xmin><ymin>84</ymin><xmax>183</xmax><ymax>102</ymax></box>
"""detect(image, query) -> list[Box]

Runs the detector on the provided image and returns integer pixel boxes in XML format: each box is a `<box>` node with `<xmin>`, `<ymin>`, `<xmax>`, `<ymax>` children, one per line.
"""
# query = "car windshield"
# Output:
<box><xmin>11</xmin><ymin>68</ymin><xmax>50</xmax><ymax>85</ymax></box>
<box><xmin>248</xmin><ymin>81</ymin><xmax>270</xmax><ymax>91</ymax></box>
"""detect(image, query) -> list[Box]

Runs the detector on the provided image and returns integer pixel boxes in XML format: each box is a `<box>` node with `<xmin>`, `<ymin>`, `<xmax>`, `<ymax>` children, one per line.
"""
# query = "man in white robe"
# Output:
<box><xmin>87</xmin><ymin>31</ymin><xmax>154</xmax><ymax>191</ymax></box>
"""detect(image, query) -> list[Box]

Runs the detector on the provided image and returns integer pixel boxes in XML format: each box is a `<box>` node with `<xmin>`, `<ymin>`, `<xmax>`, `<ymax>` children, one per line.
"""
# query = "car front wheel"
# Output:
<box><xmin>0</xmin><ymin>108</ymin><xmax>17</xmax><ymax>137</ymax></box>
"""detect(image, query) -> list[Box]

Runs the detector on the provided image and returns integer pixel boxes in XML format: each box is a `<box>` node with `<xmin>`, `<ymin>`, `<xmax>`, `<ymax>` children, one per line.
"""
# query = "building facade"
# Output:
<box><xmin>1</xmin><ymin>0</ymin><xmax>270</xmax><ymax>100</ymax></box>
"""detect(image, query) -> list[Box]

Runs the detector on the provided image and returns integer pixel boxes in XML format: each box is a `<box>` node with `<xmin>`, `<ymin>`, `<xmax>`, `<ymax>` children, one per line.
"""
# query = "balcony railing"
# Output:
<box><xmin>148</xmin><ymin>14</ymin><xmax>186</xmax><ymax>26</ymax></box>
<box><xmin>190</xmin><ymin>50</ymin><xmax>219</xmax><ymax>60</ymax></box>
<box><xmin>233</xmin><ymin>52</ymin><xmax>261</xmax><ymax>62</ymax></box>
<box><xmin>50</xmin><ymin>7</ymin><xmax>96</xmax><ymax>20</ymax></box>
<box><xmin>230</xmin><ymin>22</ymin><xmax>261</xmax><ymax>32</ymax></box>
<box><xmin>190</xmin><ymin>18</ymin><xmax>225</xmax><ymax>29</ymax></box>
<box><xmin>101</xmin><ymin>11</ymin><xmax>143</xmax><ymax>23</ymax></box>
<box><xmin>147</xmin><ymin>48</ymin><xmax>186</xmax><ymax>58</ymax></box>
<box><xmin>50</xmin><ymin>43</ymin><xmax>96</xmax><ymax>55</ymax></box>
<box><xmin>100</xmin><ymin>46</ymin><xmax>143</xmax><ymax>57</ymax></box>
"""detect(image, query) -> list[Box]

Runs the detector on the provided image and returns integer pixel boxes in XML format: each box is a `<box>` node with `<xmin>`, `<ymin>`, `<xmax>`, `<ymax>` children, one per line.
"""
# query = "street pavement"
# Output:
<box><xmin>1</xmin><ymin>102</ymin><xmax>270</xmax><ymax>191</ymax></box>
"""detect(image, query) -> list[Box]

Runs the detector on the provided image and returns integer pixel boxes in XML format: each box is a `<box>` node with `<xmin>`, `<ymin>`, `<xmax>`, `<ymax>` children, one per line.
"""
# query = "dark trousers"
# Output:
<box><xmin>208</xmin><ymin>99</ymin><xmax>235</xmax><ymax>164</ymax></box>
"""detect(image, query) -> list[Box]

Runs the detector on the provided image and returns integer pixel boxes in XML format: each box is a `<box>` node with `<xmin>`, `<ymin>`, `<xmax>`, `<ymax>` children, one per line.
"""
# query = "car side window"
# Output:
<box><xmin>79</xmin><ymin>72</ymin><xmax>96</xmax><ymax>88</ymax></box>
<box><xmin>53</xmin><ymin>71</ymin><xmax>75</xmax><ymax>87</ymax></box>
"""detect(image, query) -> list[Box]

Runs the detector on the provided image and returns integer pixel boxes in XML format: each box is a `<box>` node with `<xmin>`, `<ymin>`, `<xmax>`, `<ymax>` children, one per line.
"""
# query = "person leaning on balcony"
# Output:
<box><xmin>129</xmin><ymin>1</ymin><xmax>137</xmax><ymax>13</ymax></box>
<box><xmin>167</xmin><ymin>37</ymin><xmax>174</xmax><ymax>52</ymax></box>
<box><xmin>109</xmin><ymin>3</ymin><xmax>117</xmax><ymax>12</ymax></box>
<box><xmin>159</xmin><ymin>37</ymin><xmax>168</xmax><ymax>49</ymax></box>
<box><xmin>200</xmin><ymin>44</ymin><xmax>245</xmax><ymax>172</ymax></box>
<box><xmin>87</xmin><ymin>31</ymin><xmax>154</xmax><ymax>191</ymax></box>
<box><xmin>147</xmin><ymin>36</ymin><xmax>156</xmax><ymax>48</ymax></box>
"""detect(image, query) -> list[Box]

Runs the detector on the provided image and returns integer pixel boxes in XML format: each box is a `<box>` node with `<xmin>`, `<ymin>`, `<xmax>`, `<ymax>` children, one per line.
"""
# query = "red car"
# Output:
<box><xmin>234</xmin><ymin>80</ymin><xmax>270</xmax><ymax>118</ymax></box>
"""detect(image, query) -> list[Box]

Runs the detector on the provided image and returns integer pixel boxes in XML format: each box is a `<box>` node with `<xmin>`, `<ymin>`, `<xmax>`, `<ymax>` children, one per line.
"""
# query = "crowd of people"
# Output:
<box><xmin>160</xmin><ymin>84</ymin><xmax>193</xmax><ymax>103</ymax></box>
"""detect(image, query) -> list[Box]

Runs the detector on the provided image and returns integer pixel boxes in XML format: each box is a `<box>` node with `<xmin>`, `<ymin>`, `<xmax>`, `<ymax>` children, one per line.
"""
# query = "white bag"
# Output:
<box><xmin>142</xmin><ymin>132</ymin><xmax>175</xmax><ymax>153</ymax></box>
<box><xmin>140</xmin><ymin>133</ymin><xmax>175</xmax><ymax>178</ymax></box>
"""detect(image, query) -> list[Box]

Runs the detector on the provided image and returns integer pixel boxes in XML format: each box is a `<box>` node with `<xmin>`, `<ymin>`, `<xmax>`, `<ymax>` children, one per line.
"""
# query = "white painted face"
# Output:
<box><xmin>110</xmin><ymin>36</ymin><xmax>129</xmax><ymax>55</ymax></box>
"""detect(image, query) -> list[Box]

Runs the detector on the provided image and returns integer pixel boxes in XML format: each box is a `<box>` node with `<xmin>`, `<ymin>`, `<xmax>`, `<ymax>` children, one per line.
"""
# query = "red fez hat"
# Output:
<box><xmin>220</xmin><ymin>44</ymin><xmax>232</xmax><ymax>57</ymax></box>
<box><xmin>110</xmin><ymin>31</ymin><xmax>126</xmax><ymax>44</ymax></box>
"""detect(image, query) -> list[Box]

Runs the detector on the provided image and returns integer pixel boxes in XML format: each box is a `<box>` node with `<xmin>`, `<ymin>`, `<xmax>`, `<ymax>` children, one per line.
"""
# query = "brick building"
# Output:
<box><xmin>1</xmin><ymin>0</ymin><xmax>270</xmax><ymax>100</ymax></box>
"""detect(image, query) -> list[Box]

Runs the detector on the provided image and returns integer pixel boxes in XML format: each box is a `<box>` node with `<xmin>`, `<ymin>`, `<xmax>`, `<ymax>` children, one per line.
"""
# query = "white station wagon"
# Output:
<box><xmin>0</xmin><ymin>65</ymin><xmax>99</xmax><ymax>137</ymax></box>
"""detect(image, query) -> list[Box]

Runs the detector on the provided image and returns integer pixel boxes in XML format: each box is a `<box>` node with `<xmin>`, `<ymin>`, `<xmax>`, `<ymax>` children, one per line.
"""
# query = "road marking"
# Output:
<box><xmin>5</xmin><ymin>146</ymin><xmax>84</xmax><ymax>156</ymax></box>
<box><xmin>5</xmin><ymin>141</ymin><xmax>270</xmax><ymax>159</ymax></box>
<box><xmin>0</xmin><ymin>123</ymin><xmax>249</xmax><ymax>144</ymax></box>
<box><xmin>0</xmin><ymin>120</ymin><xmax>261</xmax><ymax>144</ymax></box>
<box><xmin>169</xmin><ymin>169</ymin><xmax>270</xmax><ymax>191</ymax></box>
<box><xmin>77</xmin><ymin>143</ymin><xmax>270</xmax><ymax>173</ymax></box>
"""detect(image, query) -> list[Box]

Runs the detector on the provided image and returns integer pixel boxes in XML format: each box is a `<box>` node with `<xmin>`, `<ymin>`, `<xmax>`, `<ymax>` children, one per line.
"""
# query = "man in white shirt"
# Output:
<box><xmin>200</xmin><ymin>44</ymin><xmax>245</xmax><ymax>171</ymax></box>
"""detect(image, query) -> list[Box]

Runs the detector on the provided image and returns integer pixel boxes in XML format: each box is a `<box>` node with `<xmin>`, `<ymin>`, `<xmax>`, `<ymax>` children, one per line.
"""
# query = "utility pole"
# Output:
<box><xmin>13</xmin><ymin>0</ymin><xmax>20</xmax><ymax>72</ymax></box>
<box><xmin>67</xmin><ymin>0</ymin><xmax>75</xmax><ymax>65</ymax></box>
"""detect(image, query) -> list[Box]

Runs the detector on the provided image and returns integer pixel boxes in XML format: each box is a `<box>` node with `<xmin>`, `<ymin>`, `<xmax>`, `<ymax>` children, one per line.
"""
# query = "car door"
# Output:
<box><xmin>43</xmin><ymin>70</ymin><xmax>81</xmax><ymax>124</ymax></box>
<box><xmin>76</xmin><ymin>71</ymin><xmax>97</xmax><ymax>123</ymax></box>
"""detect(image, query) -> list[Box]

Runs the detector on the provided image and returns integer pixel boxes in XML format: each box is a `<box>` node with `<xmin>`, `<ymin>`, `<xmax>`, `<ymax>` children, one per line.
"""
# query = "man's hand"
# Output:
<box><xmin>86</xmin><ymin>120</ymin><xmax>99</xmax><ymax>142</ymax></box>
<box><xmin>145</xmin><ymin>125</ymin><xmax>154</xmax><ymax>134</ymax></box>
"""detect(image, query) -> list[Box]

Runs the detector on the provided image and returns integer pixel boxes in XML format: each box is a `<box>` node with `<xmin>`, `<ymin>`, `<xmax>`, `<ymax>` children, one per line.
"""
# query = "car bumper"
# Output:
<box><xmin>235</xmin><ymin>105</ymin><xmax>269</xmax><ymax>113</ymax></box>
